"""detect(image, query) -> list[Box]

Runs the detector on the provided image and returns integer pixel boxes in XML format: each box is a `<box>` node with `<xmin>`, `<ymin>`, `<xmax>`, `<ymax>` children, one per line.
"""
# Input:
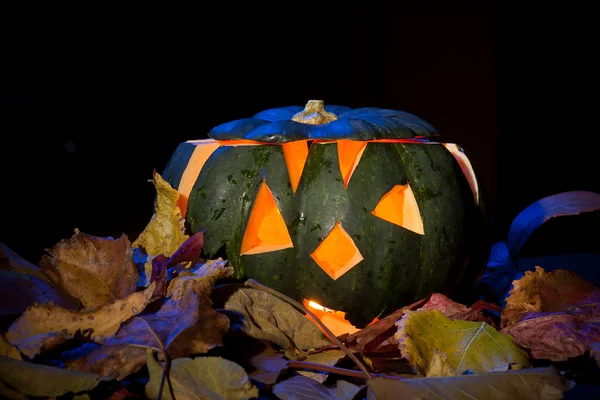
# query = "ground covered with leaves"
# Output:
<box><xmin>0</xmin><ymin>173</ymin><xmax>598</xmax><ymax>399</ymax></box>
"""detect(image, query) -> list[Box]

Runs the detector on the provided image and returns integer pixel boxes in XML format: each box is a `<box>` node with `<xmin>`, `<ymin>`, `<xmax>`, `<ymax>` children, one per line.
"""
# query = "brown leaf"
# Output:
<box><xmin>420</xmin><ymin>293</ymin><xmax>500</xmax><ymax>328</ymax></box>
<box><xmin>224</xmin><ymin>288</ymin><xmax>331</xmax><ymax>354</ymax></box>
<box><xmin>6</xmin><ymin>283</ymin><xmax>155</xmax><ymax>358</ymax></box>
<box><xmin>67</xmin><ymin>261</ymin><xmax>232</xmax><ymax>378</ymax></box>
<box><xmin>502</xmin><ymin>266</ymin><xmax>600</xmax><ymax>327</ymax></box>
<box><xmin>344</xmin><ymin>297</ymin><xmax>429</xmax><ymax>355</ymax></box>
<box><xmin>0</xmin><ymin>270</ymin><xmax>80</xmax><ymax>315</ymax></box>
<box><xmin>499</xmin><ymin>266</ymin><xmax>600</xmax><ymax>362</ymax></box>
<box><xmin>297</xmin><ymin>350</ymin><xmax>346</xmax><ymax>383</ymax></box>
<box><xmin>0</xmin><ymin>242</ymin><xmax>51</xmax><ymax>283</ymax></box>
<box><xmin>40</xmin><ymin>229</ymin><xmax>139</xmax><ymax>308</ymax></box>
<box><xmin>501</xmin><ymin>304</ymin><xmax>600</xmax><ymax>362</ymax></box>
<box><xmin>66</xmin><ymin>343</ymin><xmax>147</xmax><ymax>381</ymax></box>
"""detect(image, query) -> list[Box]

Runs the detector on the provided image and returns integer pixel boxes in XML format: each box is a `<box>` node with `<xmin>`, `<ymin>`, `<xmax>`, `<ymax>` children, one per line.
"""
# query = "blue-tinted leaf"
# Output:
<box><xmin>507</xmin><ymin>191</ymin><xmax>600</xmax><ymax>255</ymax></box>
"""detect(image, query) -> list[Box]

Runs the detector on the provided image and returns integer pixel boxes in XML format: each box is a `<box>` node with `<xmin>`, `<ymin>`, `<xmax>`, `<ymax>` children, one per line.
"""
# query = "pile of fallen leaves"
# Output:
<box><xmin>0</xmin><ymin>173</ymin><xmax>597</xmax><ymax>399</ymax></box>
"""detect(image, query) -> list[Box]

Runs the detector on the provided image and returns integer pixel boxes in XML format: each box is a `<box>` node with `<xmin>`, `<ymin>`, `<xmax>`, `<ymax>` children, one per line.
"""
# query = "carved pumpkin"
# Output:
<box><xmin>163</xmin><ymin>100</ymin><xmax>489</xmax><ymax>326</ymax></box>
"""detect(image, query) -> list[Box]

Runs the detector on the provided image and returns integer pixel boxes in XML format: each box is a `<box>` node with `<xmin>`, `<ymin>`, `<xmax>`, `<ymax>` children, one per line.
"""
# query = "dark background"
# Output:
<box><xmin>1</xmin><ymin>2</ymin><xmax>598</xmax><ymax>265</ymax></box>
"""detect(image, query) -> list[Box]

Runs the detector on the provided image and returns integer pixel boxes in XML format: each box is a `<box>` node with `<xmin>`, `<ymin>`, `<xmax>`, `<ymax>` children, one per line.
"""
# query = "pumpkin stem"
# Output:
<box><xmin>291</xmin><ymin>100</ymin><xmax>338</xmax><ymax>125</ymax></box>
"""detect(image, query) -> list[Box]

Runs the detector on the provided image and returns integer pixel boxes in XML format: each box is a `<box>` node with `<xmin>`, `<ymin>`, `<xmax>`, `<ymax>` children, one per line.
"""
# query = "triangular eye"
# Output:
<box><xmin>282</xmin><ymin>140</ymin><xmax>309</xmax><ymax>194</ymax></box>
<box><xmin>371</xmin><ymin>184</ymin><xmax>424</xmax><ymax>235</ymax></box>
<box><xmin>310</xmin><ymin>221</ymin><xmax>363</xmax><ymax>280</ymax></box>
<box><xmin>241</xmin><ymin>179</ymin><xmax>294</xmax><ymax>255</ymax></box>
<box><xmin>337</xmin><ymin>140</ymin><xmax>367</xmax><ymax>189</ymax></box>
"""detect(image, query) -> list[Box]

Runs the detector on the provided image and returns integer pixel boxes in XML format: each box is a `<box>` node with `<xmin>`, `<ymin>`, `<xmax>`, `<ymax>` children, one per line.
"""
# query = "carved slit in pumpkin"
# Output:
<box><xmin>442</xmin><ymin>143</ymin><xmax>479</xmax><ymax>206</ymax></box>
<box><xmin>337</xmin><ymin>140</ymin><xmax>367</xmax><ymax>189</ymax></box>
<box><xmin>178</xmin><ymin>139</ymin><xmax>221</xmax><ymax>217</ymax></box>
<box><xmin>281</xmin><ymin>140</ymin><xmax>309</xmax><ymax>194</ymax></box>
<box><xmin>371</xmin><ymin>184</ymin><xmax>425</xmax><ymax>235</ymax></box>
<box><xmin>240</xmin><ymin>179</ymin><xmax>293</xmax><ymax>255</ymax></box>
<box><xmin>310</xmin><ymin>222</ymin><xmax>363</xmax><ymax>280</ymax></box>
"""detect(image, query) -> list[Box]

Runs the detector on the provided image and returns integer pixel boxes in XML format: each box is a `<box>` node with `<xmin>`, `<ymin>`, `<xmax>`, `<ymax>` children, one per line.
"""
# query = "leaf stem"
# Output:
<box><xmin>136</xmin><ymin>317</ymin><xmax>176</xmax><ymax>400</ymax></box>
<box><xmin>287</xmin><ymin>360</ymin><xmax>406</xmax><ymax>381</ymax></box>
<box><xmin>244</xmin><ymin>278</ymin><xmax>372</xmax><ymax>380</ymax></box>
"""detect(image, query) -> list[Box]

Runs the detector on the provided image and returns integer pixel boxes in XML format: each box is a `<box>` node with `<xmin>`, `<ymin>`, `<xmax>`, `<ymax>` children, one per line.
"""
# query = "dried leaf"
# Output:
<box><xmin>498</xmin><ymin>266</ymin><xmax>600</xmax><ymax>361</ymax></box>
<box><xmin>133</xmin><ymin>171</ymin><xmax>188</xmax><ymax>263</ymax></box>
<box><xmin>591</xmin><ymin>342</ymin><xmax>600</xmax><ymax>367</ymax></box>
<box><xmin>0</xmin><ymin>334</ymin><xmax>21</xmax><ymax>360</ymax></box>
<box><xmin>298</xmin><ymin>350</ymin><xmax>346</xmax><ymax>383</ymax></box>
<box><xmin>366</xmin><ymin>366</ymin><xmax>573</xmax><ymax>400</ymax></box>
<box><xmin>273</xmin><ymin>376</ymin><xmax>361</xmax><ymax>400</ymax></box>
<box><xmin>40</xmin><ymin>229</ymin><xmax>139</xmax><ymax>308</ymax></box>
<box><xmin>501</xmin><ymin>305</ymin><xmax>600</xmax><ymax>362</ymax></box>
<box><xmin>506</xmin><ymin>190</ymin><xmax>600</xmax><ymax>255</ymax></box>
<box><xmin>0</xmin><ymin>356</ymin><xmax>104</xmax><ymax>397</ymax></box>
<box><xmin>0</xmin><ymin>242</ymin><xmax>51</xmax><ymax>283</ymax></box>
<box><xmin>0</xmin><ymin>270</ymin><xmax>80</xmax><ymax>315</ymax></box>
<box><xmin>502</xmin><ymin>266</ymin><xmax>600</xmax><ymax>327</ymax></box>
<box><xmin>67</xmin><ymin>261</ymin><xmax>232</xmax><ymax>378</ymax></box>
<box><xmin>6</xmin><ymin>283</ymin><xmax>155</xmax><ymax>358</ymax></box>
<box><xmin>145</xmin><ymin>351</ymin><xmax>259</xmax><ymax>400</ymax></box>
<box><xmin>247</xmin><ymin>344</ymin><xmax>288</xmax><ymax>385</ymax></box>
<box><xmin>224</xmin><ymin>288</ymin><xmax>331</xmax><ymax>354</ymax></box>
<box><xmin>420</xmin><ymin>293</ymin><xmax>500</xmax><ymax>328</ymax></box>
<box><xmin>67</xmin><ymin>342</ymin><xmax>147</xmax><ymax>381</ymax></box>
<box><xmin>395</xmin><ymin>309</ymin><xmax>529</xmax><ymax>376</ymax></box>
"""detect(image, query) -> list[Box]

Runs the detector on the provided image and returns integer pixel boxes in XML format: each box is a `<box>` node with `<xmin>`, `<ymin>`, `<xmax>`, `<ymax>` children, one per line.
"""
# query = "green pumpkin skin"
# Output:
<box><xmin>162</xmin><ymin>105</ymin><xmax>489</xmax><ymax>327</ymax></box>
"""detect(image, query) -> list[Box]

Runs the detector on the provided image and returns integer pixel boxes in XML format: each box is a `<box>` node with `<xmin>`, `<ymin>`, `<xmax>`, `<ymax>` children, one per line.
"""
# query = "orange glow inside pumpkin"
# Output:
<box><xmin>442</xmin><ymin>143</ymin><xmax>479</xmax><ymax>205</ymax></box>
<box><xmin>310</xmin><ymin>221</ymin><xmax>363</xmax><ymax>280</ymax></box>
<box><xmin>178</xmin><ymin>139</ymin><xmax>221</xmax><ymax>216</ymax></box>
<box><xmin>371</xmin><ymin>183</ymin><xmax>424</xmax><ymax>235</ymax></box>
<box><xmin>240</xmin><ymin>178</ymin><xmax>293</xmax><ymax>255</ymax></box>
<box><xmin>303</xmin><ymin>299</ymin><xmax>380</xmax><ymax>337</ymax></box>
<box><xmin>281</xmin><ymin>140</ymin><xmax>309</xmax><ymax>193</ymax></box>
<box><xmin>336</xmin><ymin>140</ymin><xmax>368</xmax><ymax>189</ymax></box>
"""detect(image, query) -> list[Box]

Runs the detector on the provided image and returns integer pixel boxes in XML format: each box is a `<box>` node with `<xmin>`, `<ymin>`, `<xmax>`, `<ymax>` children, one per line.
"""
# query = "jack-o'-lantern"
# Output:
<box><xmin>163</xmin><ymin>100</ymin><xmax>489</xmax><ymax>327</ymax></box>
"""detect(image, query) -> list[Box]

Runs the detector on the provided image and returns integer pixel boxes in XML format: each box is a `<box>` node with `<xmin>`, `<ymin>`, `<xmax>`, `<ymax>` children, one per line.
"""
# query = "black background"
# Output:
<box><xmin>2</xmin><ymin>2</ymin><xmax>598</xmax><ymax>264</ymax></box>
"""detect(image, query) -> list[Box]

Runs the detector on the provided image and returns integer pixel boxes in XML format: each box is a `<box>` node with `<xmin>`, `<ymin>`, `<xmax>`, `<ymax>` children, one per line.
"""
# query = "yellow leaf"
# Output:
<box><xmin>395</xmin><ymin>309</ymin><xmax>529</xmax><ymax>376</ymax></box>
<box><xmin>133</xmin><ymin>171</ymin><xmax>189</xmax><ymax>259</ymax></box>
<box><xmin>0</xmin><ymin>334</ymin><xmax>21</xmax><ymax>360</ymax></box>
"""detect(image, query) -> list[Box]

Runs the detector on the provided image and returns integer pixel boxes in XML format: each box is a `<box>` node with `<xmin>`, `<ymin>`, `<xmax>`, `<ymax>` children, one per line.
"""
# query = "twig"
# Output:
<box><xmin>136</xmin><ymin>317</ymin><xmax>176</xmax><ymax>400</ymax></box>
<box><xmin>287</xmin><ymin>360</ymin><xmax>406</xmax><ymax>381</ymax></box>
<box><xmin>245</xmin><ymin>278</ymin><xmax>372</xmax><ymax>380</ymax></box>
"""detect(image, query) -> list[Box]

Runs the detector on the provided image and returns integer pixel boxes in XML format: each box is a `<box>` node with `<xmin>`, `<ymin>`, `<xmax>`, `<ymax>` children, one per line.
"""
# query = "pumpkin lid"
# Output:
<box><xmin>208</xmin><ymin>100</ymin><xmax>438</xmax><ymax>143</ymax></box>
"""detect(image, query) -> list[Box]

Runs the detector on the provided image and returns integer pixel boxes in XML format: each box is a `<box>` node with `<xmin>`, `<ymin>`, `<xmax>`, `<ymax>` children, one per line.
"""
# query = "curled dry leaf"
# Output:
<box><xmin>500</xmin><ymin>266</ymin><xmax>600</xmax><ymax>362</ymax></box>
<box><xmin>0</xmin><ymin>334</ymin><xmax>21</xmax><ymax>360</ymax></box>
<box><xmin>224</xmin><ymin>288</ymin><xmax>331</xmax><ymax>355</ymax></box>
<box><xmin>502</xmin><ymin>266</ymin><xmax>600</xmax><ymax>327</ymax></box>
<box><xmin>145</xmin><ymin>351</ymin><xmax>259</xmax><ymax>400</ymax></box>
<box><xmin>420</xmin><ymin>293</ymin><xmax>500</xmax><ymax>328</ymax></box>
<box><xmin>395</xmin><ymin>309</ymin><xmax>529</xmax><ymax>376</ymax></box>
<box><xmin>133</xmin><ymin>171</ymin><xmax>189</xmax><ymax>285</ymax></box>
<box><xmin>40</xmin><ymin>229</ymin><xmax>139</xmax><ymax>308</ymax></box>
<box><xmin>366</xmin><ymin>366</ymin><xmax>573</xmax><ymax>400</ymax></box>
<box><xmin>67</xmin><ymin>261</ymin><xmax>232</xmax><ymax>378</ymax></box>
<box><xmin>273</xmin><ymin>376</ymin><xmax>361</xmax><ymax>400</ymax></box>
<box><xmin>6</xmin><ymin>283</ymin><xmax>156</xmax><ymax>358</ymax></box>
<box><xmin>0</xmin><ymin>356</ymin><xmax>104</xmax><ymax>398</ymax></box>
<box><xmin>247</xmin><ymin>344</ymin><xmax>289</xmax><ymax>385</ymax></box>
<box><xmin>0</xmin><ymin>270</ymin><xmax>80</xmax><ymax>315</ymax></box>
